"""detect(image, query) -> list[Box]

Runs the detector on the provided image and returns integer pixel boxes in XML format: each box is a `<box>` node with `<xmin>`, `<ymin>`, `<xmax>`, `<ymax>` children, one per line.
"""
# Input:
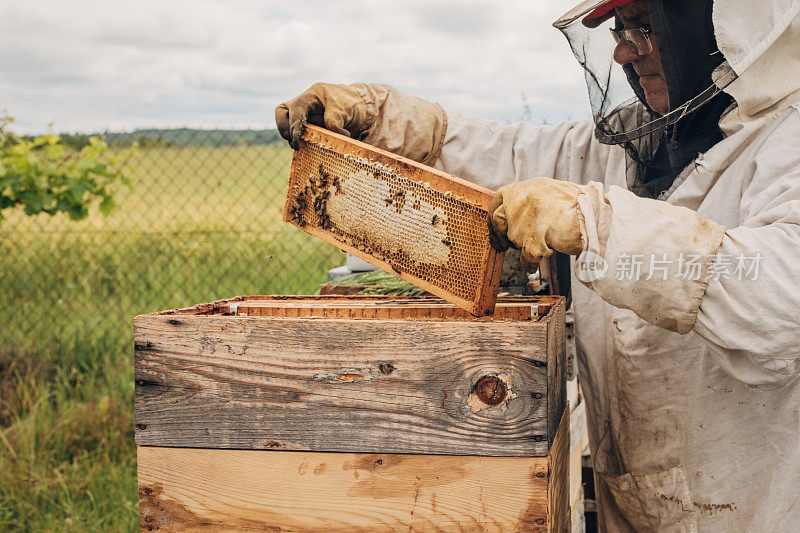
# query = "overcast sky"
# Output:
<box><xmin>1</xmin><ymin>1</ymin><xmax>591</xmax><ymax>134</ymax></box>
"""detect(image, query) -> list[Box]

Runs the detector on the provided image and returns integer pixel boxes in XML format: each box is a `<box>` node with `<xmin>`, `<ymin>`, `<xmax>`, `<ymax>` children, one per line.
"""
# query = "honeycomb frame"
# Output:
<box><xmin>284</xmin><ymin>125</ymin><xmax>504</xmax><ymax>316</ymax></box>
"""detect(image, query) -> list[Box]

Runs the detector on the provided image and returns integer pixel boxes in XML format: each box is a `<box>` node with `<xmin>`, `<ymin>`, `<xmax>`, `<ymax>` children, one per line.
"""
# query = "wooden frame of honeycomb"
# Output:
<box><xmin>284</xmin><ymin>125</ymin><xmax>505</xmax><ymax>316</ymax></box>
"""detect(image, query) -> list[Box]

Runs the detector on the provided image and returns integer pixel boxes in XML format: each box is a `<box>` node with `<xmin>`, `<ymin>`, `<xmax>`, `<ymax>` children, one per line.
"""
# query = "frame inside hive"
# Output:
<box><xmin>155</xmin><ymin>294</ymin><xmax>558</xmax><ymax>321</ymax></box>
<box><xmin>218</xmin><ymin>295</ymin><xmax>555</xmax><ymax>320</ymax></box>
<box><xmin>284</xmin><ymin>125</ymin><xmax>504</xmax><ymax>316</ymax></box>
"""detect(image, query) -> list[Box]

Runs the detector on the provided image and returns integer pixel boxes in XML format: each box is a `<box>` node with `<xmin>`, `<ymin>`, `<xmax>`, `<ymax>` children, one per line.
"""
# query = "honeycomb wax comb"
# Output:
<box><xmin>284</xmin><ymin>124</ymin><xmax>504</xmax><ymax>316</ymax></box>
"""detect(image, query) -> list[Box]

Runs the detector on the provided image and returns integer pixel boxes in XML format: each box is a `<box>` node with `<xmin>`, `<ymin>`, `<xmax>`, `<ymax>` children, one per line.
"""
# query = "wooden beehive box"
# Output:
<box><xmin>135</xmin><ymin>295</ymin><xmax>569</xmax><ymax>532</ymax></box>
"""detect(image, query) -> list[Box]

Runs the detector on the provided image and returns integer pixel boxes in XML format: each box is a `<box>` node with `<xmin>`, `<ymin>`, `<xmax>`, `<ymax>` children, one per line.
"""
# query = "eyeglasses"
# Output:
<box><xmin>610</xmin><ymin>26</ymin><xmax>653</xmax><ymax>56</ymax></box>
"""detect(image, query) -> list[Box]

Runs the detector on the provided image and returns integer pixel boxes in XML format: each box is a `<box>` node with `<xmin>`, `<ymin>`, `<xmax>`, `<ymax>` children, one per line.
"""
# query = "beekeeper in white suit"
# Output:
<box><xmin>276</xmin><ymin>0</ymin><xmax>800</xmax><ymax>529</ymax></box>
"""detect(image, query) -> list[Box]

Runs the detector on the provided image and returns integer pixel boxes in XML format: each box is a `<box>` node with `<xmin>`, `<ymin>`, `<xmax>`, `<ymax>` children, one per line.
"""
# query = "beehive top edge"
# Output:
<box><xmin>134</xmin><ymin>295</ymin><xmax>563</xmax><ymax>322</ymax></box>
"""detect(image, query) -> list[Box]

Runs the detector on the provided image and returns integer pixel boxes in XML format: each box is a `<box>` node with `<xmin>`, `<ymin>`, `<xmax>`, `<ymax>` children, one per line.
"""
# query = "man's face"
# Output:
<box><xmin>613</xmin><ymin>0</ymin><xmax>669</xmax><ymax>115</ymax></box>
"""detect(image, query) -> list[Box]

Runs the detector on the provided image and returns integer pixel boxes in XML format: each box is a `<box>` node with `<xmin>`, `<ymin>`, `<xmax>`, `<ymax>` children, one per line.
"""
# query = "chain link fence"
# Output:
<box><xmin>0</xmin><ymin>128</ymin><xmax>349</xmax><ymax>528</ymax></box>
<box><xmin>1</xmin><ymin>127</ymin><xmax>343</xmax><ymax>384</ymax></box>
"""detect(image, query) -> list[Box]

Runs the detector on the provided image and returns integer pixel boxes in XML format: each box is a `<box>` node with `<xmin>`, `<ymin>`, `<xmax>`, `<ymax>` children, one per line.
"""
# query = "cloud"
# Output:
<box><xmin>0</xmin><ymin>0</ymin><xmax>591</xmax><ymax>133</ymax></box>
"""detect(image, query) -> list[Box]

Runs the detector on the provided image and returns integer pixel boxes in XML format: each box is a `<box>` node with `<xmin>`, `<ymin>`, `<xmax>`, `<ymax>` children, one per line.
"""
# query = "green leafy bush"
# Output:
<box><xmin>0</xmin><ymin>115</ymin><xmax>132</xmax><ymax>223</ymax></box>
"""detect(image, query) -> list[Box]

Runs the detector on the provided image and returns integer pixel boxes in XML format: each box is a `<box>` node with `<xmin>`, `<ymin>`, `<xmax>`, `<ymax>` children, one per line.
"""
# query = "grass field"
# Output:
<box><xmin>0</xmin><ymin>142</ymin><xmax>342</xmax><ymax>531</ymax></box>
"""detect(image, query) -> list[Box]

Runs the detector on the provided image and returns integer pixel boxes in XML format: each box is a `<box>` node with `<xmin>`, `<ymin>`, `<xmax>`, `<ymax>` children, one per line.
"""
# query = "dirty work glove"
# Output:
<box><xmin>488</xmin><ymin>177</ymin><xmax>584</xmax><ymax>271</ymax></box>
<box><xmin>275</xmin><ymin>83</ymin><xmax>368</xmax><ymax>149</ymax></box>
<box><xmin>275</xmin><ymin>82</ymin><xmax>447</xmax><ymax>165</ymax></box>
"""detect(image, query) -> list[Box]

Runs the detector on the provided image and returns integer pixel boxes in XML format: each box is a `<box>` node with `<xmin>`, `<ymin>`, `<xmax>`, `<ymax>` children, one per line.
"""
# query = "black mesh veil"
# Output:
<box><xmin>553</xmin><ymin>0</ymin><xmax>738</xmax><ymax>198</ymax></box>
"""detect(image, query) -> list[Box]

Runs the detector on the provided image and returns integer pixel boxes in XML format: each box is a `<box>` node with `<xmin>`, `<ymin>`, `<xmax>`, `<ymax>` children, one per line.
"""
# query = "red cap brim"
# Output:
<box><xmin>583</xmin><ymin>0</ymin><xmax>635</xmax><ymax>27</ymax></box>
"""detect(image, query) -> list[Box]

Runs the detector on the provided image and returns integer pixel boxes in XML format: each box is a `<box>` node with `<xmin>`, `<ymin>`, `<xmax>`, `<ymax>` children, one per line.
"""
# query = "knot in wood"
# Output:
<box><xmin>474</xmin><ymin>375</ymin><xmax>508</xmax><ymax>406</ymax></box>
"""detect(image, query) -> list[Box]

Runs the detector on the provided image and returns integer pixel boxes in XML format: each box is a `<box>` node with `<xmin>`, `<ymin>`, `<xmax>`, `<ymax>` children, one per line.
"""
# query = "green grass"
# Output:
<box><xmin>0</xmin><ymin>143</ymin><xmax>343</xmax><ymax>531</ymax></box>
<box><xmin>326</xmin><ymin>270</ymin><xmax>427</xmax><ymax>296</ymax></box>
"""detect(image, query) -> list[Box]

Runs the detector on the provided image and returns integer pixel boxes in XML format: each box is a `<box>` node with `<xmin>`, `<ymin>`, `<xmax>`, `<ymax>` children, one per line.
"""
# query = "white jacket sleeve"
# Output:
<box><xmin>692</xmin><ymin>135</ymin><xmax>800</xmax><ymax>389</ymax></box>
<box><xmin>576</xmin><ymin>110</ymin><xmax>800</xmax><ymax>389</ymax></box>
<box><xmin>433</xmin><ymin>111</ymin><xmax>623</xmax><ymax>190</ymax></box>
<box><xmin>576</xmin><ymin>184</ymin><xmax>726</xmax><ymax>334</ymax></box>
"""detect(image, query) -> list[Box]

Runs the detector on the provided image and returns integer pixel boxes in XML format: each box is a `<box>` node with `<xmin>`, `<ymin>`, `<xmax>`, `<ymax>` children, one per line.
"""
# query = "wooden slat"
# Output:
<box><xmin>134</xmin><ymin>314</ymin><xmax>556</xmax><ymax>456</ymax></box>
<box><xmin>548</xmin><ymin>407</ymin><xmax>571</xmax><ymax>533</ymax></box>
<box><xmin>153</xmin><ymin>295</ymin><xmax>563</xmax><ymax>320</ymax></box>
<box><xmin>137</xmin><ymin>411</ymin><xmax>571</xmax><ymax>532</ymax></box>
<box><xmin>137</xmin><ymin>447</ymin><xmax>551</xmax><ymax>532</ymax></box>
<box><xmin>569</xmin><ymin>400</ymin><xmax>588</xmax><ymax>524</ymax></box>
<box><xmin>546</xmin><ymin>297</ymin><xmax>567</xmax><ymax>449</ymax></box>
<box><xmin>230</xmin><ymin>301</ymin><xmax>536</xmax><ymax>321</ymax></box>
<box><xmin>300</xmin><ymin>124</ymin><xmax>497</xmax><ymax>210</ymax></box>
<box><xmin>284</xmin><ymin>125</ymin><xmax>504</xmax><ymax>316</ymax></box>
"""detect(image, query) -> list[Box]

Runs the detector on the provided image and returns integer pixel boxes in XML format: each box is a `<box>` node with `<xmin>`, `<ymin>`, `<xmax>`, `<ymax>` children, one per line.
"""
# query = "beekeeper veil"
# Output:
<box><xmin>554</xmin><ymin>0</ymin><xmax>738</xmax><ymax>198</ymax></box>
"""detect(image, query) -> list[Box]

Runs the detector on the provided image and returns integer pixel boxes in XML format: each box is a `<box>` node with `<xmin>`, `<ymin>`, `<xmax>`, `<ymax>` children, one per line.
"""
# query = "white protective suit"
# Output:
<box><xmin>431</xmin><ymin>1</ymin><xmax>800</xmax><ymax>530</ymax></box>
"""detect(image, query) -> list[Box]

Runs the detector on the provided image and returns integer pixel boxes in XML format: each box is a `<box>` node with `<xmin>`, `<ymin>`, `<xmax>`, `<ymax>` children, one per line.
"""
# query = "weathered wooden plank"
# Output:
<box><xmin>137</xmin><ymin>447</ymin><xmax>550</xmax><ymax>532</ymax></box>
<box><xmin>137</xmin><ymin>411</ymin><xmax>571</xmax><ymax>532</ymax></box>
<box><xmin>569</xmin><ymin>400</ymin><xmax>588</xmax><ymax>531</ymax></box>
<box><xmin>546</xmin><ymin>297</ymin><xmax>567</xmax><ymax>449</ymax></box>
<box><xmin>134</xmin><ymin>314</ymin><xmax>556</xmax><ymax>456</ymax></box>
<box><xmin>548</xmin><ymin>407</ymin><xmax>571</xmax><ymax>533</ymax></box>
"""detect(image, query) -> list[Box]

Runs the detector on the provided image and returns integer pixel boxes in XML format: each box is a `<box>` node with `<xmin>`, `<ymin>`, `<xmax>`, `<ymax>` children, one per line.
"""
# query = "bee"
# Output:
<box><xmin>319</xmin><ymin>214</ymin><xmax>331</xmax><ymax>230</ymax></box>
<box><xmin>295</xmin><ymin>190</ymin><xmax>307</xmax><ymax>210</ymax></box>
<box><xmin>314</xmin><ymin>196</ymin><xmax>327</xmax><ymax>217</ymax></box>
<box><xmin>318</xmin><ymin>169</ymin><xmax>329</xmax><ymax>189</ymax></box>
<box><xmin>288</xmin><ymin>204</ymin><xmax>306</xmax><ymax>227</ymax></box>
